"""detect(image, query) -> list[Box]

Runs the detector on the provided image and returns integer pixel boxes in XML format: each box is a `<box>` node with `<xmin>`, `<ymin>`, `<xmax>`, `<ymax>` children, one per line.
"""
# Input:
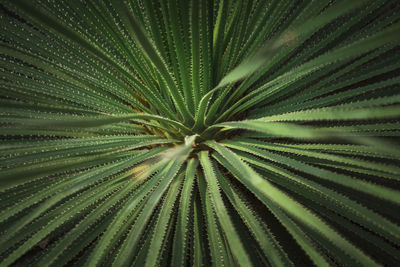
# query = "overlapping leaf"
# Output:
<box><xmin>1</xmin><ymin>0</ymin><xmax>399</xmax><ymax>266</ymax></box>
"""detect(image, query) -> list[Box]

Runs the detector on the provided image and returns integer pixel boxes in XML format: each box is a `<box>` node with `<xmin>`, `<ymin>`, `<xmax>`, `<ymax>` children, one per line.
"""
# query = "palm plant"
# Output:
<box><xmin>1</xmin><ymin>0</ymin><xmax>400</xmax><ymax>266</ymax></box>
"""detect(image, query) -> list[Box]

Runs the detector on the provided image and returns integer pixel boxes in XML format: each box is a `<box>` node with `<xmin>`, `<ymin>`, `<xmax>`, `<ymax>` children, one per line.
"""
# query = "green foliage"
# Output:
<box><xmin>1</xmin><ymin>0</ymin><xmax>400</xmax><ymax>266</ymax></box>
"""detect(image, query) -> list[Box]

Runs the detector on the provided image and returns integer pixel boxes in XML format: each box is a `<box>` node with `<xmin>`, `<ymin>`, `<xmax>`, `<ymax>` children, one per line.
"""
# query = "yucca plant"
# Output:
<box><xmin>1</xmin><ymin>0</ymin><xmax>400</xmax><ymax>266</ymax></box>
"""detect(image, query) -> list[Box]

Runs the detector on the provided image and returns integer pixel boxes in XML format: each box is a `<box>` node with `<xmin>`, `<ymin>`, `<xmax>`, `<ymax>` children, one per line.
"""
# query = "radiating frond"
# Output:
<box><xmin>1</xmin><ymin>0</ymin><xmax>399</xmax><ymax>266</ymax></box>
